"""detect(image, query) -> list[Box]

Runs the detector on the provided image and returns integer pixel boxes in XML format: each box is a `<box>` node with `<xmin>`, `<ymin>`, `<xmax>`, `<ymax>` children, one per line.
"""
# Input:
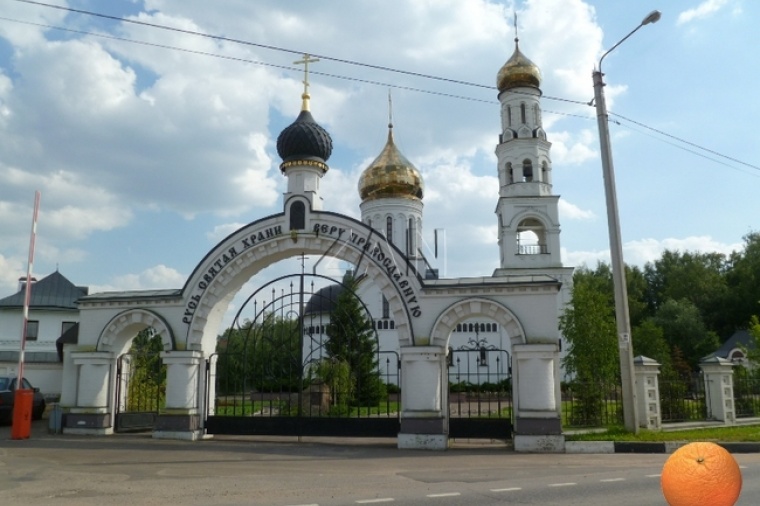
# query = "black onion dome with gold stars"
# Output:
<box><xmin>276</xmin><ymin>106</ymin><xmax>333</xmax><ymax>170</ymax></box>
<box><xmin>496</xmin><ymin>40</ymin><xmax>542</xmax><ymax>92</ymax></box>
<box><xmin>358</xmin><ymin>126</ymin><xmax>423</xmax><ymax>202</ymax></box>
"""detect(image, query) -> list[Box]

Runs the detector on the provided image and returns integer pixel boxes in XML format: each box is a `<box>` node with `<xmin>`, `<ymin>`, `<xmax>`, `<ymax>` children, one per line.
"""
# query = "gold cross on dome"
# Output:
<box><xmin>294</xmin><ymin>53</ymin><xmax>320</xmax><ymax>98</ymax></box>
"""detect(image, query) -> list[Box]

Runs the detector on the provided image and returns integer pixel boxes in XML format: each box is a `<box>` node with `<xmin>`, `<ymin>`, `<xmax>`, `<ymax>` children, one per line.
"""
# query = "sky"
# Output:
<box><xmin>0</xmin><ymin>0</ymin><xmax>757</xmax><ymax>309</ymax></box>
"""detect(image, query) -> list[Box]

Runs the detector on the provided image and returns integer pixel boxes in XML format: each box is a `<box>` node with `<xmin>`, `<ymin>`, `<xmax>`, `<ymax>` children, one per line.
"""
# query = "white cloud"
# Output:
<box><xmin>207</xmin><ymin>222</ymin><xmax>246</xmax><ymax>243</ymax></box>
<box><xmin>563</xmin><ymin>235</ymin><xmax>744</xmax><ymax>269</ymax></box>
<box><xmin>677</xmin><ymin>0</ymin><xmax>731</xmax><ymax>25</ymax></box>
<box><xmin>93</xmin><ymin>264</ymin><xmax>187</xmax><ymax>292</ymax></box>
<box><xmin>549</xmin><ymin>129</ymin><xmax>597</xmax><ymax>165</ymax></box>
<box><xmin>559</xmin><ymin>199</ymin><xmax>595</xmax><ymax>221</ymax></box>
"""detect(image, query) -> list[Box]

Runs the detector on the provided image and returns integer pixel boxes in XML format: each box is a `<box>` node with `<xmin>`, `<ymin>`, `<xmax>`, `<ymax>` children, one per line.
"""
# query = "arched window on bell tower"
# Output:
<box><xmin>506</xmin><ymin>162</ymin><xmax>513</xmax><ymax>184</ymax></box>
<box><xmin>386</xmin><ymin>216</ymin><xmax>393</xmax><ymax>244</ymax></box>
<box><xmin>522</xmin><ymin>159</ymin><xmax>533</xmax><ymax>182</ymax></box>
<box><xmin>507</xmin><ymin>105</ymin><xmax>512</xmax><ymax>127</ymax></box>
<box><xmin>541</xmin><ymin>161</ymin><xmax>549</xmax><ymax>184</ymax></box>
<box><xmin>516</xmin><ymin>217</ymin><xmax>548</xmax><ymax>255</ymax></box>
<box><xmin>520</xmin><ymin>102</ymin><xmax>527</xmax><ymax>124</ymax></box>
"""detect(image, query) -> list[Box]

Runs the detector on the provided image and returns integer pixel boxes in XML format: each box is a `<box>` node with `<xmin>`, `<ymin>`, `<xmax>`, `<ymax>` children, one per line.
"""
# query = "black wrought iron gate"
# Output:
<box><xmin>205</xmin><ymin>273</ymin><xmax>401</xmax><ymax>437</ymax></box>
<box><xmin>114</xmin><ymin>350</ymin><xmax>165</xmax><ymax>432</ymax></box>
<box><xmin>447</xmin><ymin>344</ymin><xmax>513</xmax><ymax>439</ymax></box>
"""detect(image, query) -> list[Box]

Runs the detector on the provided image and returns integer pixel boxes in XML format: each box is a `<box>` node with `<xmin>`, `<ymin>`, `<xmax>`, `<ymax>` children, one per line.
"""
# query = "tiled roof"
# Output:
<box><xmin>0</xmin><ymin>271</ymin><xmax>88</xmax><ymax>310</ymax></box>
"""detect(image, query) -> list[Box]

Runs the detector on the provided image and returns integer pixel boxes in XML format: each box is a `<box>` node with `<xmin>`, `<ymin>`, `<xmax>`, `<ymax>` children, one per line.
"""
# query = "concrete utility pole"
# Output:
<box><xmin>592</xmin><ymin>10</ymin><xmax>661</xmax><ymax>433</ymax></box>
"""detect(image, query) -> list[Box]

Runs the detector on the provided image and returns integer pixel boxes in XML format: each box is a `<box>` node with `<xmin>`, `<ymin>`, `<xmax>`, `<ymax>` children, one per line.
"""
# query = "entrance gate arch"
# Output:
<box><xmin>205</xmin><ymin>271</ymin><xmax>401</xmax><ymax>437</ymax></box>
<box><xmin>431</xmin><ymin>298</ymin><xmax>526</xmax><ymax>440</ymax></box>
<box><xmin>179</xmin><ymin>212</ymin><xmax>422</xmax><ymax>355</ymax></box>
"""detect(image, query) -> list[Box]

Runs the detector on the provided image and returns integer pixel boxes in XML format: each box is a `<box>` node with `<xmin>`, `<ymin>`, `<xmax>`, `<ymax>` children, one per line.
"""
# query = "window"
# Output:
<box><xmin>386</xmin><ymin>216</ymin><xmax>393</xmax><ymax>244</ymax></box>
<box><xmin>507</xmin><ymin>105</ymin><xmax>512</xmax><ymax>127</ymax></box>
<box><xmin>520</xmin><ymin>102</ymin><xmax>526</xmax><ymax>124</ymax></box>
<box><xmin>506</xmin><ymin>162</ymin><xmax>513</xmax><ymax>184</ymax></box>
<box><xmin>25</xmin><ymin>320</ymin><xmax>39</xmax><ymax>341</ymax></box>
<box><xmin>522</xmin><ymin>159</ymin><xmax>533</xmax><ymax>182</ymax></box>
<box><xmin>61</xmin><ymin>321</ymin><xmax>76</xmax><ymax>335</ymax></box>
<box><xmin>289</xmin><ymin>201</ymin><xmax>305</xmax><ymax>230</ymax></box>
<box><xmin>382</xmin><ymin>295</ymin><xmax>390</xmax><ymax>319</ymax></box>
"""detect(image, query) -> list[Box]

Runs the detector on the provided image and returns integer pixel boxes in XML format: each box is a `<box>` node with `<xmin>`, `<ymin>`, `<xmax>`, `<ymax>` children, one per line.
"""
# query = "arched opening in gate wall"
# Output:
<box><xmin>93</xmin><ymin>309</ymin><xmax>176</xmax><ymax>433</ymax></box>
<box><xmin>430</xmin><ymin>298</ymin><xmax>526</xmax><ymax>440</ymax></box>
<box><xmin>206</xmin><ymin>271</ymin><xmax>400</xmax><ymax>437</ymax></box>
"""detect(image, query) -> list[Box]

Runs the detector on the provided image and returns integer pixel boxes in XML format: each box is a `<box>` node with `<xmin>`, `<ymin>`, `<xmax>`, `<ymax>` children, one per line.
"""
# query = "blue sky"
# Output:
<box><xmin>0</xmin><ymin>0</ymin><xmax>756</xmax><ymax>306</ymax></box>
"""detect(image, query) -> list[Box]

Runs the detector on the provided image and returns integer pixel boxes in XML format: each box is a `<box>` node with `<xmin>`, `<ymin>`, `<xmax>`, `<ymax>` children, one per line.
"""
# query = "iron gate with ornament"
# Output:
<box><xmin>447</xmin><ymin>338</ymin><xmax>513</xmax><ymax>439</ymax></box>
<box><xmin>204</xmin><ymin>272</ymin><xmax>400</xmax><ymax>437</ymax></box>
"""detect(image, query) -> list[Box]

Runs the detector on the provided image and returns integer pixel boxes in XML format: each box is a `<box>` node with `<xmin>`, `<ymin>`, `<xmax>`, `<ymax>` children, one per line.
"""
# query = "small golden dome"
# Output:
<box><xmin>358</xmin><ymin>128</ymin><xmax>423</xmax><ymax>202</ymax></box>
<box><xmin>496</xmin><ymin>42</ymin><xmax>541</xmax><ymax>92</ymax></box>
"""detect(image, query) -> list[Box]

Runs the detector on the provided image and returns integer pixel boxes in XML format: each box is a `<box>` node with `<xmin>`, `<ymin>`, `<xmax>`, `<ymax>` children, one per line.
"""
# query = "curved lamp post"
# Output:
<box><xmin>592</xmin><ymin>10</ymin><xmax>661</xmax><ymax>433</ymax></box>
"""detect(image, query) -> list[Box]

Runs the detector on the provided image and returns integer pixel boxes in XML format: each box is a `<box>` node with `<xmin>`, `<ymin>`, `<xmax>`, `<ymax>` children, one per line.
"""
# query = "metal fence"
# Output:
<box><xmin>561</xmin><ymin>382</ymin><xmax>624</xmax><ymax>428</ymax></box>
<box><xmin>658</xmin><ymin>374</ymin><xmax>708</xmax><ymax>423</ymax></box>
<box><xmin>733</xmin><ymin>371</ymin><xmax>760</xmax><ymax>418</ymax></box>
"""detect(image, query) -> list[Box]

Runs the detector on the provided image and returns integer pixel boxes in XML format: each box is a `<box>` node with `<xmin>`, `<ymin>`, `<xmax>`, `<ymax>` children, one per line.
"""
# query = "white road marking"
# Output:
<box><xmin>600</xmin><ymin>478</ymin><xmax>626</xmax><ymax>482</ymax></box>
<box><xmin>426</xmin><ymin>493</ymin><xmax>461</xmax><ymax>498</ymax></box>
<box><xmin>356</xmin><ymin>499</ymin><xmax>394</xmax><ymax>504</ymax></box>
<box><xmin>491</xmin><ymin>487</ymin><xmax>522</xmax><ymax>492</ymax></box>
<box><xmin>548</xmin><ymin>482</ymin><xmax>577</xmax><ymax>487</ymax></box>
<box><xmin>646</xmin><ymin>474</ymin><xmax>662</xmax><ymax>478</ymax></box>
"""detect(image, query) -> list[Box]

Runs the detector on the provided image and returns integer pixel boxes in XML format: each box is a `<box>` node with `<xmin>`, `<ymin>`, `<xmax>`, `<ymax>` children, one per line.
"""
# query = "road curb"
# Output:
<box><xmin>564</xmin><ymin>441</ymin><xmax>760</xmax><ymax>454</ymax></box>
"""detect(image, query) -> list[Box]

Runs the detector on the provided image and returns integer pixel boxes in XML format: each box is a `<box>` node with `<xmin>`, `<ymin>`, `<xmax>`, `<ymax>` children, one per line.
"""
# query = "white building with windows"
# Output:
<box><xmin>0</xmin><ymin>271</ymin><xmax>88</xmax><ymax>396</ymax></box>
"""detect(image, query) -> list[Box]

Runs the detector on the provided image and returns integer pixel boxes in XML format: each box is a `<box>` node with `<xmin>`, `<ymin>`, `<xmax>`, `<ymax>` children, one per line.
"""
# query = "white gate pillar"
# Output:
<box><xmin>154</xmin><ymin>350</ymin><xmax>205</xmax><ymax>440</ymax></box>
<box><xmin>634</xmin><ymin>355</ymin><xmax>661</xmax><ymax>430</ymax></box>
<box><xmin>512</xmin><ymin>343</ymin><xmax>563</xmax><ymax>452</ymax></box>
<box><xmin>64</xmin><ymin>351</ymin><xmax>115</xmax><ymax>435</ymax></box>
<box><xmin>398</xmin><ymin>345</ymin><xmax>448</xmax><ymax>450</ymax></box>
<box><xmin>700</xmin><ymin>356</ymin><xmax>735</xmax><ymax>425</ymax></box>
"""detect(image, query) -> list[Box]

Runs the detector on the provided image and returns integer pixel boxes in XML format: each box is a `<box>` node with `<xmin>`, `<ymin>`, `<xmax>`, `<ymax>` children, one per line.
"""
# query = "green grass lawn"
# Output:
<box><xmin>566</xmin><ymin>424</ymin><xmax>760</xmax><ymax>442</ymax></box>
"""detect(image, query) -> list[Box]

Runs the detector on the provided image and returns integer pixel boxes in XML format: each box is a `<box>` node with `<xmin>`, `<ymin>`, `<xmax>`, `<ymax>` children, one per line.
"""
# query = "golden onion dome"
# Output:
<box><xmin>358</xmin><ymin>127</ymin><xmax>423</xmax><ymax>202</ymax></box>
<box><xmin>496</xmin><ymin>41</ymin><xmax>541</xmax><ymax>92</ymax></box>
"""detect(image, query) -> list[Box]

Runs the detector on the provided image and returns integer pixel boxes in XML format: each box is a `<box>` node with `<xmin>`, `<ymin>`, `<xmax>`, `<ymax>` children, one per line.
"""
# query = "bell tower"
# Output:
<box><xmin>493</xmin><ymin>35</ymin><xmax>564</xmax><ymax>275</ymax></box>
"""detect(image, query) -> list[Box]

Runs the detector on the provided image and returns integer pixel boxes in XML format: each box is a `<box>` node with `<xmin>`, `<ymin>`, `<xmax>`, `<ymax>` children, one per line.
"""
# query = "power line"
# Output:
<box><xmin>3</xmin><ymin>1</ymin><xmax>759</xmax><ymax>174</ymax></box>
<box><xmin>9</xmin><ymin>0</ymin><xmax>588</xmax><ymax>106</ymax></box>
<box><xmin>610</xmin><ymin>111</ymin><xmax>760</xmax><ymax>173</ymax></box>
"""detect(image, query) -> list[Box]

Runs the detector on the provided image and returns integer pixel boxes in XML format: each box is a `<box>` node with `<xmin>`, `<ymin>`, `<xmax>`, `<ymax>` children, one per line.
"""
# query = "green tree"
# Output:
<box><xmin>653</xmin><ymin>299</ymin><xmax>719</xmax><ymax>371</ymax></box>
<box><xmin>216</xmin><ymin>316</ymin><xmax>301</xmax><ymax>394</ymax></box>
<box><xmin>325</xmin><ymin>274</ymin><xmax>384</xmax><ymax>406</ymax></box>
<box><xmin>126</xmin><ymin>328</ymin><xmax>165</xmax><ymax>411</ymax></box>
<box><xmin>644</xmin><ymin>250</ymin><xmax>728</xmax><ymax>334</ymax></box>
<box><xmin>632</xmin><ymin>319</ymin><xmax>671</xmax><ymax>372</ymax></box>
<box><xmin>559</xmin><ymin>267</ymin><xmax>619</xmax><ymax>383</ymax></box>
<box><xmin>724</xmin><ymin>233</ymin><xmax>760</xmax><ymax>334</ymax></box>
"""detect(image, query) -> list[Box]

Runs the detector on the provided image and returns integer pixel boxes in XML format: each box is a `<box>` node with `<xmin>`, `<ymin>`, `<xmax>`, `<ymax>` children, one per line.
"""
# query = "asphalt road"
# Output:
<box><xmin>2</xmin><ymin>420</ymin><xmax>760</xmax><ymax>505</ymax></box>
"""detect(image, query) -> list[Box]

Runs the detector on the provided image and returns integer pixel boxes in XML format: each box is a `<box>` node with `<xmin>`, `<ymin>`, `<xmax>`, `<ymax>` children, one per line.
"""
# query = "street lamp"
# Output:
<box><xmin>592</xmin><ymin>10</ymin><xmax>661</xmax><ymax>433</ymax></box>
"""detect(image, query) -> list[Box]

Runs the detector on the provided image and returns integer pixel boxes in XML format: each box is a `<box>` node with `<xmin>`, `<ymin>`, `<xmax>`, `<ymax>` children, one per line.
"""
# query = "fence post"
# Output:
<box><xmin>700</xmin><ymin>356</ymin><xmax>735</xmax><ymax>425</ymax></box>
<box><xmin>633</xmin><ymin>355</ymin><xmax>661</xmax><ymax>430</ymax></box>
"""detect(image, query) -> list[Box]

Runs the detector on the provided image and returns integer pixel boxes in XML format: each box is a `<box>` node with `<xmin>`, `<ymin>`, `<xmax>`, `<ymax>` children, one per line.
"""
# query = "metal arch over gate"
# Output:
<box><xmin>205</xmin><ymin>270</ymin><xmax>401</xmax><ymax>437</ymax></box>
<box><xmin>447</xmin><ymin>339</ymin><xmax>513</xmax><ymax>439</ymax></box>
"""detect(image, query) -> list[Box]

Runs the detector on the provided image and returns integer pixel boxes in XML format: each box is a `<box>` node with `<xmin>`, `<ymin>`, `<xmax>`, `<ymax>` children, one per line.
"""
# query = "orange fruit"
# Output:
<box><xmin>661</xmin><ymin>441</ymin><xmax>742</xmax><ymax>506</ymax></box>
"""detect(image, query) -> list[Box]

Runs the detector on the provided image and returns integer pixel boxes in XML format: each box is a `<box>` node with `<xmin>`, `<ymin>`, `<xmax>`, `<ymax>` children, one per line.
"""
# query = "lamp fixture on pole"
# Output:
<box><xmin>592</xmin><ymin>10</ymin><xmax>661</xmax><ymax>434</ymax></box>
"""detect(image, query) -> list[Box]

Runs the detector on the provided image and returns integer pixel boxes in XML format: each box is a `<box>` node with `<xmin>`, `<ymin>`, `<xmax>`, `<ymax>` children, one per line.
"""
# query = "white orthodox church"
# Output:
<box><xmin>40</xmin><ymin>36</ymin><xmax>575</xmax><ymax>452</ymax></box>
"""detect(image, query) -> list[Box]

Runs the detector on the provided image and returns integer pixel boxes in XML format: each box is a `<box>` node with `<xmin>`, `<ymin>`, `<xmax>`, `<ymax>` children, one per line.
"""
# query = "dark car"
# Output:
<box><xmin>0</xmin><ymin>376</ymin><xmax>47</xmax><ymax>424</ymax></box>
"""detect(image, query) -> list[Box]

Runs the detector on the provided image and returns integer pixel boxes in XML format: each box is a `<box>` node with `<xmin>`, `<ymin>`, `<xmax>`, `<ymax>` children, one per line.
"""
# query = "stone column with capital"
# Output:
<box><xmin>398</xmin><ymin>345</ymin><xmax>448</xmax><ymax>450</ymax></box>
<box><xmin>512</xmin><ymin>343</ymin><xmax>564</xmax><ymax>452</ymax></box>
<box><xmin>153</xmin><ymin>350</ymin><xmax>205</xmax><ymax>440</ymax></box>
<box><xmin>64</xmin><ymin>351</ymin><xmax>115</xmax><ymax>435</ymax></box>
